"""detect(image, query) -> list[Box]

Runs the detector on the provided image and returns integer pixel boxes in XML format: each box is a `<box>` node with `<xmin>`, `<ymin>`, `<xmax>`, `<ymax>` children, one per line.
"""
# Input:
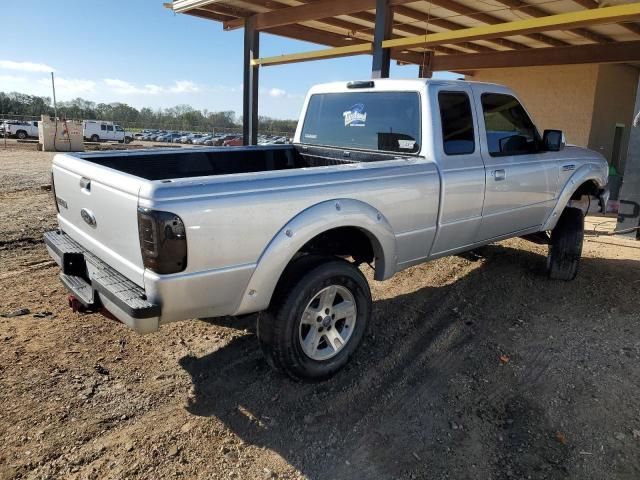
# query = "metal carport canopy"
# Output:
<box><xmin>167</xmin><ymin>0</ymin><xmax>640</xmax><ymax>144</ymax></box>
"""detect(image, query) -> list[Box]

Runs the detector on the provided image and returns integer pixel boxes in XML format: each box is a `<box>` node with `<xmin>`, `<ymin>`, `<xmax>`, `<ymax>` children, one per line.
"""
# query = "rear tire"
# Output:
<box><xmin>17</xmin><ymin>130</ymin><xmax>27</xmax><ymax>140</ymax></box>
<box><xmin>547</xmin><ymin>207</ymin><xmax>584</xmax><ymax>281</ymax></box>
<box><xmin>257</xmin><ymin>257</ymin><xmax>371</xmax><ymax>380</ymax></box>
<box><xmin>90</xmin><ymin>134</ymin><xmax>99</xmax><ymax>142</ymax></box>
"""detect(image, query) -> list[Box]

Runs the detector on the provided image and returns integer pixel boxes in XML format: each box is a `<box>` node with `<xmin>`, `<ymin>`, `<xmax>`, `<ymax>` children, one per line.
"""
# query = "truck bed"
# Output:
<box><xmin>76</xmin><ymin>144</ymin><xmax>410</xmax><ymax>180</ymax></box>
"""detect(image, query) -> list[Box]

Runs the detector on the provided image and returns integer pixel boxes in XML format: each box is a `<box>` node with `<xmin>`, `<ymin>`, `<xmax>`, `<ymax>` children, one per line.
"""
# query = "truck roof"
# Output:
<box><xmin>307</xmin><ymin>78</ymin><xmax>512</xmax><ymax>94</ymax></box>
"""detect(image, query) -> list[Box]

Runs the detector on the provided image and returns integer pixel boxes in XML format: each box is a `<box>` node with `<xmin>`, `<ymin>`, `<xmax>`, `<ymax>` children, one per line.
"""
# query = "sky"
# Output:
<box><xmin>0</xmin><ymin>0</ymin><xmax>456</xmax><ymax>120</ymax></box>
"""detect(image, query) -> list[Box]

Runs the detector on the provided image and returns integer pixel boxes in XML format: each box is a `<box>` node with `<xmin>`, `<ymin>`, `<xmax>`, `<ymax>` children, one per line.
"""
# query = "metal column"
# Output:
<box><xmin>243</xmin><ymin>17</ymin><xmax>260</xmax><ymax>146</ymax></box>
<box><xmin>418</xmin><ymin>52</ymin><xmax>434</xmax><ymax>78</ymax></box>
<box><xmin>371</xmin><ymin>0</ymin><xmax>393</xmax><ymax>79</ymax></box>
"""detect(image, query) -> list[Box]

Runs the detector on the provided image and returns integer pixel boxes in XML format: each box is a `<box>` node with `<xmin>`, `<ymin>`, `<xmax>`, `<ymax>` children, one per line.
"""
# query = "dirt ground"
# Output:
<box><xmin>1</xmin><ymin>140</ymin><xmax>639</xmax><ymax>480</ymax></box>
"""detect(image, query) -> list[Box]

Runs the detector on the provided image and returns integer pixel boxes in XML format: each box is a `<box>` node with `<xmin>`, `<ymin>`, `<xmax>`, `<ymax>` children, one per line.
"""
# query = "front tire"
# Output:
<box><xmin>547</xmin><ymin>207</ymin><xmax>584</xmax><ymax>281</ymax></box>
<box><xmin>258</xmin><ymin>258</ymin><xmax>372</xmax><ymax>380</ymax></box>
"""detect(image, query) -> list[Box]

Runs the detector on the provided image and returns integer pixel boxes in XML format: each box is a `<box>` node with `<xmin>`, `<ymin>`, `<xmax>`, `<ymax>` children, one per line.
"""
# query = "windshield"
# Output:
<box><xmin>300</xmin><ymin>91</ymin><xmax>421</xmax><ymax>154</ymax></box>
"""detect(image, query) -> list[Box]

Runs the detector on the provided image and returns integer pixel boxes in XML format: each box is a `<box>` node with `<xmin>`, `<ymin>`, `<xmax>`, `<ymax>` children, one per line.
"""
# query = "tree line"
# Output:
<box><xmin>0</xmin><ymin>91</ymin><xmax>298</xmax><ymax>134</ymax></box>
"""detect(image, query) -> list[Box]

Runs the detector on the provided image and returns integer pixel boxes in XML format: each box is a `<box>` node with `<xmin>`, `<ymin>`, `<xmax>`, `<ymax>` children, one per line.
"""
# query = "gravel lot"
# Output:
<box><xmin>1</xmin><ymin>140</ymin><xmax>639</xmax><ymax>480</ymax></box>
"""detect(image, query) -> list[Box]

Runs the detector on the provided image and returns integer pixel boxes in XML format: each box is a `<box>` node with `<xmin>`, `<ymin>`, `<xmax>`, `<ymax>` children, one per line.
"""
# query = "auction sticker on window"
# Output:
<box><xmin>343</xmin><ymin>104</ymin><xmax>367</xmax><ymax>127</ymax></box>
<box><xmin>398</xmin><ymin>139</ymin><xmax>416</xmax><ymax>150</ymax></box>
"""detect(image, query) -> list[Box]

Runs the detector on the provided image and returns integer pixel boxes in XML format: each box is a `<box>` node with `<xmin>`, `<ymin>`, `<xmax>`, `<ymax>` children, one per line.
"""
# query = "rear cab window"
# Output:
<box><xmin>438</xmin><ymin>91</ymin><xmax>475</xmax><ymax>155</ymax></box>
<box><xmin>300</xmin><ymin>91</ymin><xmax>421</xmax><ymax>154</ymax></box>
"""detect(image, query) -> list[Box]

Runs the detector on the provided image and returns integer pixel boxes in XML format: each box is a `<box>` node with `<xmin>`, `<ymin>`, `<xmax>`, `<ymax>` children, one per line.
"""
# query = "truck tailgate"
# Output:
<box><xmin>52</xmin><ymin>155</ymin><xmax>145</xmax><ymax>286</ymax></box>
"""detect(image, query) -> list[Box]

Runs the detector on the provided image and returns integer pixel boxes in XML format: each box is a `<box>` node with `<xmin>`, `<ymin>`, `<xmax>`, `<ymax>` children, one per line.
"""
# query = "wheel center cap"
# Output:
<box><xmin>322</xmin><ymin>316</ymin><xmax>332</xmax><ymax>327</ymax></box>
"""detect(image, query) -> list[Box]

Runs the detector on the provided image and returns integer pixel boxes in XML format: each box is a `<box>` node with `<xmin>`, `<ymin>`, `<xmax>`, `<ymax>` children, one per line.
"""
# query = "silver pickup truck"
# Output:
<box><xmin>45</xmin><ymin>79</ymin><xmax>608</xmax><ymax>379</ymax></box>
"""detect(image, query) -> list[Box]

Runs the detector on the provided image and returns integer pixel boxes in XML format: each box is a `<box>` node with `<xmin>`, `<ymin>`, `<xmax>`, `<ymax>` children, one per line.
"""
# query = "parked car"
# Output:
<box><xmin>214</xmin><ymin>134</ymin><xmax>238</xmax><ymax>146</ymax></box>
<box><xmin>45</xmin><ymin>79</ymin><xmax>609</xmax><ymax>380</ymax></box>
<box><xmin>83</xmin><ymin>121</ymin><xmax>132</xmax><ymax>143</ymax></box>
<box><xmin>223</xmin><ymin>136</ymin><xmax>242</xmax><ymax>147</ymax></box>
<box><xmin>166</xmin><ymin>132</ymin><xmax>183</xmax><ymax>143</ymax></box>
<box><xmin>3</xmin><ymin>120</ymin><xmax>39</xmax><ymax>139</ymax></box>
<box><xmin>186</xmin><ymin>134</ymin><xmax>205</xmax><ymax>144</ymax></box>
<box><xmin>193</xmin><ymin>135</ymin><xmax>212</xmax><ymax>145</ymax></box>
<box><xmin>149</xmin><ymin>131</ymin><xmax>166</xmax><ymax>141</ymax></box>
<box><xmin>155</xmin><ymin>133</ymin><xmax>171</xmax><ymax>142</ymax></box>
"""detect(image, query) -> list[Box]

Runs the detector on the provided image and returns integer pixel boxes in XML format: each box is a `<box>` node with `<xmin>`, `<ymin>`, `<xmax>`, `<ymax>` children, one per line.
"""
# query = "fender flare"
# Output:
<box><xmin>541</xmin><ymin>164</ymin><xmax>607</xmax><ymax>231</ymax></box>
<box><xmin>233</xmin><ymin>198</ymin><xmax>397</xmax><ymax>316</ymax></box>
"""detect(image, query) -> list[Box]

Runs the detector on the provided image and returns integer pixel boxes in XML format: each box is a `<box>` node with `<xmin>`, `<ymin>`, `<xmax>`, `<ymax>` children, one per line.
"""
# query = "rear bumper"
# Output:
<box><xmin>44</xmin><ymin>230</ymin><xmax>161</xmax><ymax>334</ymax></box>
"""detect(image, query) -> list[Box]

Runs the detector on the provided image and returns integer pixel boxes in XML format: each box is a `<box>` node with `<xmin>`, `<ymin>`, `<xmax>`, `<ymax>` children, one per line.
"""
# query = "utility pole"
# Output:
<box><xmin>51</xmin><ymin>72</ymin><xmax>58</xmax><ymax>120</ymax></box>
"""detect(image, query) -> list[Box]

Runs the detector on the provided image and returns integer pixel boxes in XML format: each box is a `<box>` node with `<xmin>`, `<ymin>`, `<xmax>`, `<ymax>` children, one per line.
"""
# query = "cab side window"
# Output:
<box><xmin>107</xmin><ymin>125</ymin><xmax>114</xmax><ymax>132</ymax></box>
<box><xmin>438</xmin><ymin>91</ymin><xmax>475</xmax><ymax>155</ymax></box>
<box><xmin>481</xmin><ymin>93</ymin><xmax>539</xmax><ymax>156</ymax></box>
<box><xmin>101</xmin><ymin>124</ymin><xmax>106</xmax><ymax>131</ymax></box>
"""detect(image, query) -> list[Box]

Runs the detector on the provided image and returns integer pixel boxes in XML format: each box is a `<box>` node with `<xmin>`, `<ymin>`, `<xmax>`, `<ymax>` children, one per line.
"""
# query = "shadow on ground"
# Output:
<box><xmin>180</xmin><ymin>245</ymin><xmax>640</xmax><ymax>480</ymax></box>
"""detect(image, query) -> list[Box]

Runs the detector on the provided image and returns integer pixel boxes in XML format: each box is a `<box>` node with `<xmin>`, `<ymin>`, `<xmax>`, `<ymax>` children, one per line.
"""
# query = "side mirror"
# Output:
<box><xmin>542</xmin><ymin>129</ymin><xmax>565</xmax><ymax>152</ymax></box>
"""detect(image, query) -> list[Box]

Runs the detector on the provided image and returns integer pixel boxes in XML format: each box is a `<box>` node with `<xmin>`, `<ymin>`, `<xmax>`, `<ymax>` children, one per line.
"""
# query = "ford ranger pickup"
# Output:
<box><xmin>44</xmin><ymin>79</ymin><xmax>609</xmax><ymax>379</ymax></box>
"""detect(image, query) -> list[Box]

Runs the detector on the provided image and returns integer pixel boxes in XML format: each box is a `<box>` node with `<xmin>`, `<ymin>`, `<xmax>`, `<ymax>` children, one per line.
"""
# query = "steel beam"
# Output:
<box><xmin>430</xmin><ymin>40</ymin><xmax>640</xmax><ymax>71</ymax></box>
<box><xmin>382</xmin><ymin>3</ymin><xmax>640</xmax><ymax>50</ymax></box>
<box><xmin>243</xmin><ymin>17</ymin><xmax>259</xmax><ymax>146</ymax></box>
<box><xmin>252</xmin><ymin>43</ymin><xmax>372</xmax><ymax>67</ymax></box>
<box><xmin>371</xmin><ymin>0</ymin><xmax>393</xmax><ymax>79</ymax></box>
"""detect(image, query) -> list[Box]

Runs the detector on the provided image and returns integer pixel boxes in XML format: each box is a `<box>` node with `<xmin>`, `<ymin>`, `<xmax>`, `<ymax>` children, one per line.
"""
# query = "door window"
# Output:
<box><xmin>438</xmin><ymin>91</ymin><xmax>475</xmax><ymax>155</ymax></box>
<box><xmin>481</xmin><ymin>93</ymin><xmax>539</xmax><ymax>156</ymax></box>
<box><xmin>101</xmin><ymin>124</ymin><xmax>106</xmax><ymax>131</ymax></box>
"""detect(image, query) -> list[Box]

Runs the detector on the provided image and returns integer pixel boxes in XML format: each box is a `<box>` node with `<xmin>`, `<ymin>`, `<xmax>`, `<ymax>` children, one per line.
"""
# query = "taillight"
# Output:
<box><xmin>137</xmin><ymin>208</ymin><xmax>187</xmax><ymax>274</ymax></box>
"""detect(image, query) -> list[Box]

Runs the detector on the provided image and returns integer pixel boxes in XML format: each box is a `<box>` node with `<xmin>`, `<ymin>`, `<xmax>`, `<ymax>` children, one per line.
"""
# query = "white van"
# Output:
<box><xmin>83</xmin><ymin>121</ymin><xmax>132</xmax><ymax>143</ymax></box>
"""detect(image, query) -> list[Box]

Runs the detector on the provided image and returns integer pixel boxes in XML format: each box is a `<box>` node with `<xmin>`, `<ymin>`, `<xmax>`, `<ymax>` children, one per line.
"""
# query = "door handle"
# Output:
<box><xmin>493</xmin><ymin>169</ymin><xmax>506</xmax><ymax>181</ymax></box>
<box><xmin>79</xmin><ymin>177</ymin><xmax>91</xmax><ymax>191</ymax></box>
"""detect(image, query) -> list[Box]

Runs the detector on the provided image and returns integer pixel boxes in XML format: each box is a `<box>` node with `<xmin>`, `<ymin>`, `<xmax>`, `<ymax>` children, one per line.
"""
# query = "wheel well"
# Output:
<box><xmin>298</xmin><ymin>226</ymin><xmax>376</xmax><ymax>266</ymax></box>
<box><xmin>571</xmin><ymin>180</ymin><xmax>600</xmax><ymax>200</ymax></box>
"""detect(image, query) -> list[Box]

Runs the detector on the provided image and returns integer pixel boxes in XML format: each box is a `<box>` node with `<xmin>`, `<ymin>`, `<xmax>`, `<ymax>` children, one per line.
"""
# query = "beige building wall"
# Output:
<box><xmin>469</xmin><ymin>64</ymin><xmax>600</xmax><ymax>147</ymax></box>
<box><xmin>588</xmin><ymin>64</ymin><xmax>639</xmax><ymax>174</ymax></box>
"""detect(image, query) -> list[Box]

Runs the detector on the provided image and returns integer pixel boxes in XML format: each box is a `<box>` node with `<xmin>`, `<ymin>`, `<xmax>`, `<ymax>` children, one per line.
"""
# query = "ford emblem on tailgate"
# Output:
<box><xmin>80</xmin><ymin>208</ymin><xmax>97</xmax><ymax>228</ymax></box>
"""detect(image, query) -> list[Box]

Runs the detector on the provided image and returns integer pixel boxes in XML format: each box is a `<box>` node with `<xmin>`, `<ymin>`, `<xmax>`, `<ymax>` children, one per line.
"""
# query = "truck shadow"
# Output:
<box><xmin>179</xmin><ymin>245</ymin><xmax>640</xmax><ymax>480</ymax></box>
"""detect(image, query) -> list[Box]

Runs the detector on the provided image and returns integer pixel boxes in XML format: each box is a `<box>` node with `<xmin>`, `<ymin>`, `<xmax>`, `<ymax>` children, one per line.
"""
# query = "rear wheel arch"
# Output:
<box><xmin>233</xmin><ymin>199</ymin><xmax>397</xmax><ymax>316</ymax></box>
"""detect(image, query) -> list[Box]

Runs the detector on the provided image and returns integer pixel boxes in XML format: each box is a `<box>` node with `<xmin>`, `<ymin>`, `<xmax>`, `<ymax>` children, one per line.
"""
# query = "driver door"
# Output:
<box><xmin>472</xmin><ymin>84</ymin><xmax>559</xmax><ymax>242</ymax></box>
